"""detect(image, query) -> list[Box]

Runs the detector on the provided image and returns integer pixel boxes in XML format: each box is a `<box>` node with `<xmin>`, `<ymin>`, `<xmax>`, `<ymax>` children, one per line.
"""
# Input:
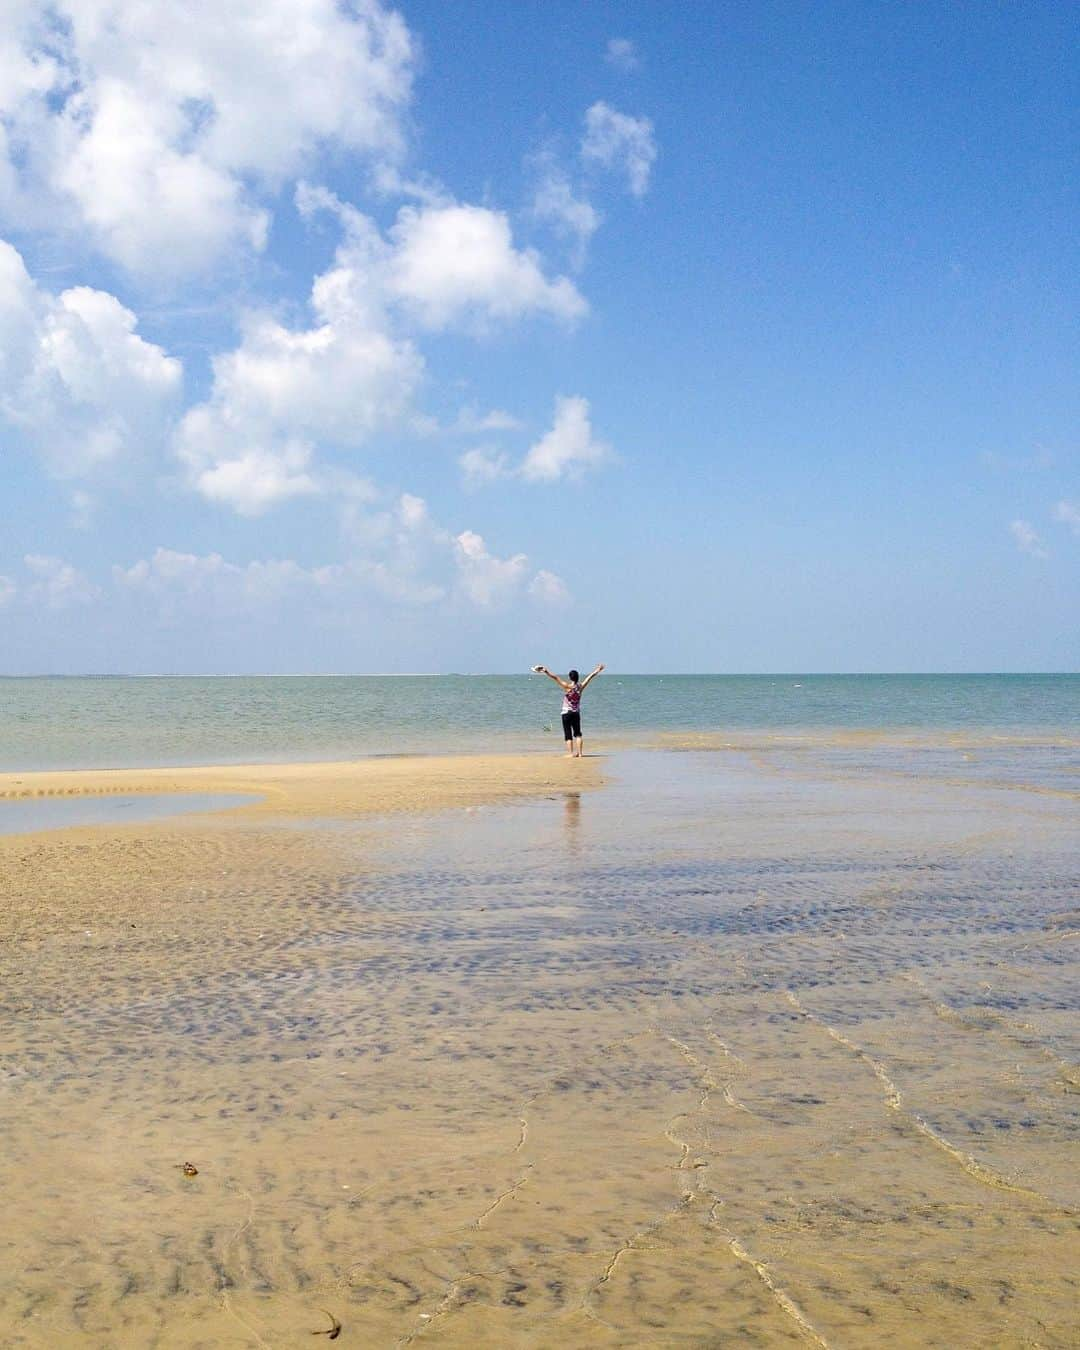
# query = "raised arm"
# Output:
<box><xmin>580</xmin><ymin>663</ymin><xmax>606</xmax><ymax>691</ymax></box>
<box><xmin>532</xmin><ymin>664</ymin><xmax>570</xmax><ymax>690</ymax></box>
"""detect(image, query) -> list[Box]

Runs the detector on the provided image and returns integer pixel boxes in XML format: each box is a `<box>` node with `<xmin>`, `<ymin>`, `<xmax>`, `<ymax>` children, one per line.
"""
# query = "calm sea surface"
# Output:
<box><xmin>1</xmin><ymin>674</ymin><xmax>1077</xmax><ymax>771</ymax></box>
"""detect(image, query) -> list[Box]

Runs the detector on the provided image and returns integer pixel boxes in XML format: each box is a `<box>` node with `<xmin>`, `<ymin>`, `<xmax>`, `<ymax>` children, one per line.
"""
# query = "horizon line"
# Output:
<box><xmin>1</xmin><ymin>671</ymin><xmax>1076</xmax><ymax>680</ymax></box>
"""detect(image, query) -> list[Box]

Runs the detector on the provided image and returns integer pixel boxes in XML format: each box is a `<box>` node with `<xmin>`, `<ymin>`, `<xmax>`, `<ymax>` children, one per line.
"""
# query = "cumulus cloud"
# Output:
<box><xmin>187</xmin><ymin>441</ymin><xmax>322</xmax><ymax>516</ymax></box>
<box><xmin>604</xmin><ymin>38</ymin><xmax>640</xmax><ymax>72</ymax></box>
<box><xmin>453</xmin><ymin>529</ymin><xmax>529</xmax><ymax>607</ymax></box>
<box><xmin>305</xmin><ymin>187</ymin><xmax>584</xmax><ymax>336</ymax></box>
<box><xmin>23</xmin><ymin>553</ymin><xmax>99</xmax><ymax>607</ymax></box>
<box><xmin>114</xmin><ymin>546</ymin><xmax>339</xmax><ymax>614</ymax></box>
<box><xmin>521</xmin><ymin>395</ymin><xmax>610</xmax><ymax>483</ymax></box>
<box><xmin>458</xmin><ymin>395</ymin><xmax>613</xmax><ymax>489</ymax></box>
<box><xmin>0</xmin><ymin>238</ymin><xmax>181</xmax><ymax>476</ymax></box>
<box><xmin>581</xmin><ymin>102</ymin><xmax>657</xmax><ymax>197</ymax></box>
<box><xmin>0</xmin><ymin>0</ymin><xmax>416</xmax><ymax>277</ymax></box>
<box><xmin>528</xmin><ymin>569</ymin><xmax>569</xmax><ymax>604</ymax></box>
<box><xmin>342</xmin><ymin>490</ymin><xmax>565</xmax><ymax>609</ymax></box>
<box><xmin>459</xmin><ymin>446</ymin><xmax>511</xmax><ymax>488</ymax></box>
<box><xmin>532</xmin><ymin>161</ymin><xmax>601</xmax><ymax>266</ymax></box>
<box><xmin>175</xmin><ymin>204</ymin><xmax>423</xmax><ymax>514</ymax></box>
<box><xmin>113</xmin><ymin>492</ymin><xmax>558</xmax><ymax>615</ymax></box>
<box><xmin>360</xmin><ymin>496</ymin><xmax>534</xmax><ymax>607</ymax></box>
<box><xmin>386</xmin><ymin>203</ymin><xmax>586</xmax><ymax>328</ymax></box>
<box><xmin>8</xmin><ymin>487</ymin><xmax>563</xmax><ymax>621</ymax></box>
<box><xmin>1009</xmin><ymin>519</ymin><xmax>1048</xmax><ymax>559</ymax></box>
<box><xmin>398</xmin><ymin>492</ymin><xmax>429</xmax><ymax>529</ymax></box>
<box><xmin>116</xmin><ymin>535</ymin><xmax>444</xmax><ymax>612</ymax></box>
<box><xmin>179</xmin><ymin>188</ymin><xmax>584</xmax><ymax>514</ymax></box>
<box><xmin>1053</xmin><ymin>500</ymin><xmax>1080</xmax><ymax>534</ymax></box>
<box><xmin>174</xmin><ymin>283</ymin><xmax>422</xmax><ymax>516</ymax></box>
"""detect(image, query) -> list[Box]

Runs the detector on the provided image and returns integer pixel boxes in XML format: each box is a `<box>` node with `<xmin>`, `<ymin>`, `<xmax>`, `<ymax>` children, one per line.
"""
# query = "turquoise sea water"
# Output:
<box><xmin>1</xmin><ymin>674</ymin><xmax>1077</xmax><ymax>771</ymax></box>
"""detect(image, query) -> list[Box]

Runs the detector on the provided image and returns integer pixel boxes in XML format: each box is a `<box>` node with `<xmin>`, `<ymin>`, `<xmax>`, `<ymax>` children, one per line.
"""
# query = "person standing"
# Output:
<box><xmin>532</xmin><ymin>663</ymin><xmax>605</xmax><ymax>757</ymax></box>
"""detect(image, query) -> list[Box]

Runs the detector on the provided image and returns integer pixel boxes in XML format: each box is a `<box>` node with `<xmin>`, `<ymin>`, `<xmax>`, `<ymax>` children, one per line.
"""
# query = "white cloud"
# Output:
<box><xmin>370</xmin><ymin>162</ymin><xmax>451</xmax><ymax>208</ymax></box>
<box><xmin>120</xmin><ymin>543</ymin><xmax>443</xmax><ymax>613</ymax></box>
<box><xmin>0</xmin><ymin>575</ymin><xmax>16</xmax><ymax>606</ymax></box>
<box><xmin>114</xmin><ymin>545</ymin><xmax>338</xmax><ymax>610</ymax></box>
<box><xmin>459</xmin><ymin>396</ymin><xmax>614</xmax><ymax>489</ymax></box>
<box><xmin>604</xmin><ymin>38</ymin><xmax>640</xmax><ymax>73</ymax></box>
<box><xmin>1009</xmin><ymin>519</ymin><xmax>1048</xmax><ymax>559</ymax></box>
<box><xmin>453</xmin><ymin>529</ymin><xmax>529</xmax><ymax>607</ymax></box>
<box><xmin>581</xmin><ymin>102</ymin><xmax>657</xmax><ymax>197</ymax></box>
<box><xmin>302</xmin><ymin>186</ymin><xmax>587</xmax><ymax>330</ymax></box>
<box><xmin>1053</xmin><ymin>500</ymin><xmax>1080</xmax><ymax>534</ymax></box>
<box><xmin>115</xmin><ymin>498</ymin><xmax>548</xmax><ymax>614</ymax></box>
<box><xmin>346</xmin><ymin>491</ymin><xmax>547</xmax><ymax>608</ymax></box>
<box><xmin>23</xmin><ymin>553</ymin><xmax>99</xmax><ymax>607</ymax></box>
<box><xmin>387</xmin><ymin>203</ymin><xmax>586</xmax><ymax>328</ymax></box>
<box><xmin>459</xmin><ymin>446</ymin><xmax>511</xmax><ymax>488</ymax></box>
<box><xmin>398</xmin><ymin>492</ymin><xmax>429</xmax><ymax>529</ymax></box>
<box><xmin>53</xmin><ymin>82</ymin><xmax>270</xmax><ymax>279</ymax></box>
<box><xmin>452</xmin><ymin>406</ymin><xmax>522</xmax><ymax>435</ymax></box>
<box><xmin>529</xmin><ymin>569</ymin><xmax>569</xmax><ymax>604</ymax></box>
<box><xmin>521</xmin><ymin>395</ymin><xmax>610</xmax><ymax>483</ymax></box>
<box><xmin>0</xmin><ymin>238</ymin><xmax>181</xmax><ymax>476</ymax></box>
<box><xmin>188</xmin><ymin>441</ymin><xmax>321</xmax><ymax>516</ymax></box>
<box><xmin>174</xmin><ymin>211</ymin><xmax>423</xmax><ymax>513</ymax></box>
<box><xmin>179</xmin><ymin>188</ymin><xmax>586</xmax><ymax>515</ymax></box>
<box><xmin>532</xmin><ymin>161</ymin><xmax>601</xmax><ymax>266</ymax></box>
<box><xmin>0</xmin><ymin>0</ymin><xmax>416</xmax><ymax>277</ymax></box>
<box><xmin>338</xmin><ymin>490</ymin><xmax>536</xmax><ymax>609</ymax></box>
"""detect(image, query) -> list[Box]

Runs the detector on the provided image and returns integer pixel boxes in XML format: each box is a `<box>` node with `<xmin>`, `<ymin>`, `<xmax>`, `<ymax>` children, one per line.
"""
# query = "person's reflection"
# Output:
<box><xmin>563</xmin><ymin>791</ymin><xmax>582</xmax><ymax>853</ymax></box>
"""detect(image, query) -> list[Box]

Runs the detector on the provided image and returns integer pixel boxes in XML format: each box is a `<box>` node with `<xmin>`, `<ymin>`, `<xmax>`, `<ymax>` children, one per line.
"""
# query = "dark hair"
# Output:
<box><xmin>568</xmin><ymin>669</ymin><xmax>579</xmax><ymax>682</ymax></box>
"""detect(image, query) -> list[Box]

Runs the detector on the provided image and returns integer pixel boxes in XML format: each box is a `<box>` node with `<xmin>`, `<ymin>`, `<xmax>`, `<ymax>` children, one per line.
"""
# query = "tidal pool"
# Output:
<box><xmin>0</xmin><ymin>791</ymin><xmax>258</xmax><ymax>835</ymax></box>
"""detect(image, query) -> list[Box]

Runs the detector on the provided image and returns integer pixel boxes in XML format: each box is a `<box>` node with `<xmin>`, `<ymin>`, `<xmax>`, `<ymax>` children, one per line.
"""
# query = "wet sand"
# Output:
<box><xmin>0</xmin><ymin>745</ymin><xmax>1077</xmax><ymax>1347</ymax></box>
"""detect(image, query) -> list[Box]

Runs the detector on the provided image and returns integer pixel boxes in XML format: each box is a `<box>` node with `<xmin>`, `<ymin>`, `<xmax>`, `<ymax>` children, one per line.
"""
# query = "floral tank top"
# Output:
<box><xmin>562</xmin><ymin>682</ymin><xmax>582</xmax><ymax>714</ymax></box>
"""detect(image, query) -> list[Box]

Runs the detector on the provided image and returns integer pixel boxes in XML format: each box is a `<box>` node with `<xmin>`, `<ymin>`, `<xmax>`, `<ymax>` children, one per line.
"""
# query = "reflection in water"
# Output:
<box><xmin>563</xmin><ymin>790</ymin><xmax>582</xmax><ymax>854</ymax></box>
<box><xmin>0</xmin><ymin>745</ymin><xmax>1077</xmax><ymax>1346</ymax></box>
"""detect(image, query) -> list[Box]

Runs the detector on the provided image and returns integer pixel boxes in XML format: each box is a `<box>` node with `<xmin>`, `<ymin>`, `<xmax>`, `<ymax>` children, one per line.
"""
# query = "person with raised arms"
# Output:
<box><xmin>532</xmin><ymin>662</ymin><xmax>605</xmax><ymax>757</ymax></box>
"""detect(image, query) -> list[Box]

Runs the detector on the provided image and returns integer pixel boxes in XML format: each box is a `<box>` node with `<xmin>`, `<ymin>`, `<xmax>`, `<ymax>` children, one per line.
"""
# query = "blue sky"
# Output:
<box><xmin>1</xmin><ymin>0</ymin><xmax>1076</xmax><ymax>673</ymax></box>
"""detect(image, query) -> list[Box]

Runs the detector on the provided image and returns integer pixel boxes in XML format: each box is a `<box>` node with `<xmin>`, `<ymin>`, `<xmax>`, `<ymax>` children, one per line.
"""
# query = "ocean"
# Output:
<box><xmin>1</xmin><ymin>673</ymin><xmax>1077</xmax><ymax>771</ymax></box>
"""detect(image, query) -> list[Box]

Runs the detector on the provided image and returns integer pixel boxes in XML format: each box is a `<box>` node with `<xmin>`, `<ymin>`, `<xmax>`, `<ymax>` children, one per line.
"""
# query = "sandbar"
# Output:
<box><xmin>0</xmin><ymin>751</ymin><xmax>603</xmax><ymax>820</ymax></box>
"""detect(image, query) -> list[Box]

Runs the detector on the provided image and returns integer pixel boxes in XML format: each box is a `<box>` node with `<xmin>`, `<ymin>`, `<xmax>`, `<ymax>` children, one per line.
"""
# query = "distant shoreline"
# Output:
<box><xmin>1</xmin><ymin>671</ymin><xmax>1077</xmax><ymax>679</ymax></box>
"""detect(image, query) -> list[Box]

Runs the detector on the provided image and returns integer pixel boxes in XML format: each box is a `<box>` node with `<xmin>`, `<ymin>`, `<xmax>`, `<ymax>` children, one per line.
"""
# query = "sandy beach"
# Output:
<box><xmin>1</xmin><ymin>743</ymin><xmax>1077</xmax><ymax>1347</ymax></box>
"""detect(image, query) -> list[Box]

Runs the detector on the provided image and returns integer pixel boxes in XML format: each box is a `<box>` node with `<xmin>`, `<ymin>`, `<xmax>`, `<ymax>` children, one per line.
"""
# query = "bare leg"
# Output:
<box><xmin>565</xmin><ymin>738</ymin><xmax>574</xmax><ymax>758</ymax></box>
<box><xmin>574</xmin><ymin>736</ymin><xmax>584</xmax><ymax>758</ymax></box>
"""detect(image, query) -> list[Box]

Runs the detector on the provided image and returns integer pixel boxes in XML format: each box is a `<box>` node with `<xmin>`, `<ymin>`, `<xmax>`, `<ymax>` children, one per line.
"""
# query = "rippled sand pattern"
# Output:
<box><xmin>1</xmin><ymin>746</ymin><xmax>1077</xmax><ymax>1346</ymax></box>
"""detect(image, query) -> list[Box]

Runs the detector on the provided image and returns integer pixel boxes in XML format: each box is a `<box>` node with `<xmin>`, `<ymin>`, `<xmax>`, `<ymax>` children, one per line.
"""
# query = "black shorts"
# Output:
<box><xmin>561</xmin><ymin>710</ymin><xmax>581</xmax><ymax>739</ymax></box>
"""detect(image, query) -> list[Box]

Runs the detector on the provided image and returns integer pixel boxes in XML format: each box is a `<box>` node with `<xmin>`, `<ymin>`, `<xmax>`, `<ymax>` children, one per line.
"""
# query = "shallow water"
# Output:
<box><xmin>0</xmin><ymin>792</ymin><xmax>257</xmax><ymax>835</ymax></box>
<box><xmin>2</xmin><ymin>673</ymin><xmax>1077</xmax><ymax>769</ymax></box>
<box><xmin>0</xmin><ymin>743</ymin><xmax>1076</xmax><ymax>1346</ymax></box>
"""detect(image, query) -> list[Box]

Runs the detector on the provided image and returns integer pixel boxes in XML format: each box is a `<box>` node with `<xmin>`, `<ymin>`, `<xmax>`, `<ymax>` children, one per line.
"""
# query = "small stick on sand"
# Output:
<box><xmin>312</xmin><ymin>1309</ymin><xmax>342</xmax><ymax>1339</ymax></box>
